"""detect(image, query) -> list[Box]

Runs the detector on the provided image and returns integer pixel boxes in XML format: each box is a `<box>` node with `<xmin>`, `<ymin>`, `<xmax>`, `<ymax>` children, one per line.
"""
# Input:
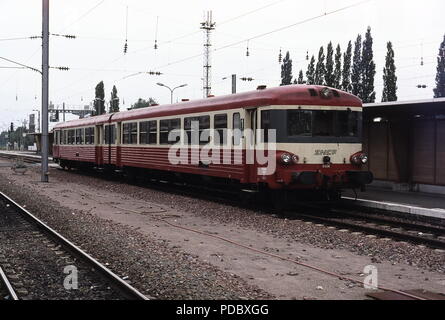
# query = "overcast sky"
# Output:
<box><xmin>0</xmin><ymin>0</ymin><xmax>444</xmax><ymax>131</ymax></box>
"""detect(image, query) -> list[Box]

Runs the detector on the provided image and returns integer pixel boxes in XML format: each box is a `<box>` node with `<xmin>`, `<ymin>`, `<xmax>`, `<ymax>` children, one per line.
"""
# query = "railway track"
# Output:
<box><xmin>287</xmin><ymin>206</ymin><xmax>445</xmax><ymax>250</ymax></box>
<box><xmin>1</xmin><ymin>156</ymin><xmax>444</xmax><ymax>300</ymax></box>
<box><xmin>0</xmin><ymin>265</ymin><xmax>18</xmax><ymax>300</ymax></box>
<box><xmin>0</xmin><ymin>152</ymin><xmax>45</xmax><ymax>164</ymax></box>
<box><xmin>61</xmin><ymin>166</ymin><xmax>445</xmax><ymax>251</ymax></box>
<box><xmin>0</xmin><ymin>191</ymin><xmax>148</xmax><ymax>300</ymax></box>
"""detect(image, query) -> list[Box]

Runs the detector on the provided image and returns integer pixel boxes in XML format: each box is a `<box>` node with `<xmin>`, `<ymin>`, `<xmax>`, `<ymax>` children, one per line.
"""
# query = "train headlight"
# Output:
<box><xmin>280</xmin><ymin>153</ymin><xmax>292</xmax><ymax>165</ymax></box>
<box><xmin>351</xmin><ymin>152</ymin><xmax>368</xmax><ymax>166</ymax></box>
<box><xmin>360</xmin><ymin>154</ymin><xmax>368</xmax><ymax>164</ymax></box>
<box><xmin>292</xmin><ymin>155</ymin><xmax>300</xmax><ymax>164</ymax></box>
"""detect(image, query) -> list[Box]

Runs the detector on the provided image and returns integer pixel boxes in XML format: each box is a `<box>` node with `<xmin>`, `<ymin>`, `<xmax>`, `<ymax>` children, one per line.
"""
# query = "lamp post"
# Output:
<box><xmin>156</xmin><ymin>83</ymin><xmax>187</xmax><ymax>104</ymax></box>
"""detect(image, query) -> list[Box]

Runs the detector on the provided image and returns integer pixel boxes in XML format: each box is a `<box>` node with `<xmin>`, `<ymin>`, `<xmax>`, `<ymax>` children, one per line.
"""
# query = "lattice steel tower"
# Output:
<box><xmin>200</xmin><ymin>11</ymin><xmax>216</xmax><ymax>98</ymax></box>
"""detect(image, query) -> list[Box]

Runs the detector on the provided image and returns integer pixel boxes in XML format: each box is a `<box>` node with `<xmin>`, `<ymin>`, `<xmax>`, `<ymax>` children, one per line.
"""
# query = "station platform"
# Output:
<box><xmin>343</xmin><ymin>187</ymin><xmax>445</xmax><ymax>219</ymax></box>
<box><xmin>0</xmin><ymin>150</ymin><xmax>52</xmax><ymax>160</ymax></box>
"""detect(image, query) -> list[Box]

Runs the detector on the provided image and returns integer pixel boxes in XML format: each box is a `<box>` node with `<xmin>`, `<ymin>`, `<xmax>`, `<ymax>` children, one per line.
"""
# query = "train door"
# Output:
<box><xmin>245</xmin><ymin>108</ymin><xmax>258</xmax><ymax>184</ymax></box>
<box><xmin>116</xmin><ymin>122</ymin><xmax>122</xmax><ymax>167</ymax></box>
<box><xmin>95</xmin><ymin>125</ymin><xmax>103</xmax><ymax>165</ymax></box>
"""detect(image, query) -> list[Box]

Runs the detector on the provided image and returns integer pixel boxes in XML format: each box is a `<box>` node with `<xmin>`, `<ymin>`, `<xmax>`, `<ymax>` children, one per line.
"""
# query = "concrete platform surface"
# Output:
<box><xmin>343</xmin><ymin>187</ymin><xmax>445</xmax><ymax>219</ymax></box>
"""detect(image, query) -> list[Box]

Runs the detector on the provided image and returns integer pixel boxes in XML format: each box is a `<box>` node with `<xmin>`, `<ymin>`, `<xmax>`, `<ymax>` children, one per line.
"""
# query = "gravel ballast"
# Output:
<box><xmin>48</xmin><ymin>169</ymin><xmax>445</xmax><ymax>274</ymax></box>
<box><xmin>0</xmin><ymin>171</ymin><xmax>272</xmax><ymax>300</ymax></box>
<box><xmin>1</xmin><ymin>163</ymin><xmax>445</xmax><ymax>300</ymax></box>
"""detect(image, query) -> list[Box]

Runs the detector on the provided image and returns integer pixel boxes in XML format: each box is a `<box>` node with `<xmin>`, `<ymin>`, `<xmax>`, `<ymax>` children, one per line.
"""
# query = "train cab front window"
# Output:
<box><xmin>336</xmin><ymin>110</ymin><xmax>359</xmax><ymax>137</ymax></box>
<box><xmin>288</xmin><ymin>110</ymin><xmax>312</xmax><ymax>137</ymax></box>
<box><xmin>261</xmin><ymin>109</ymin><xmax>362</xmax><ymax>143</ymax></box>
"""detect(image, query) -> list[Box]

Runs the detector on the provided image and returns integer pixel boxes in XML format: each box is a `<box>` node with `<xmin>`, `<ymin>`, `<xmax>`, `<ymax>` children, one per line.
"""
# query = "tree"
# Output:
<box><xmin>342</xmin><ymin>41</ymin><xmax>353</xmax><ymax>92</ymax></box>
<box><xmin>361</xmin><ymin>27</ymin><xmax>376</xmax><ymax>103</ymax></box>
<box><xmin>325</xmin><ymin>42</ymin><xmax>335</xmax><ymax>87</ymax></box>
<box><xmin>306</xmin><ymin>55</ymin><xmax>316</xmax><ymax>85</ymax></box>
<box><xmin>382</xmin><ymin>41</ymin><xmax>398</xmax><ymax>102</ymax></box>
<box><xmin>296</xmin><ymin>70</ymin><xmax>305</xmax><ymax>84</ymax></box>
<box><xmin>351</xmin><ymin>35</ymin><xmax>362</xmax><ymax>97</ymax></box>
<box><xmin>434</xmin><ymin>34</ymin><xmax>445</xmax><ymax>98</ymax></box>
<box><xmin>130</xmin><ymin>98</ymin><xmax>158</xmax><ymax>110</ymax></box>
<box><xmin>280</xmin><ymin>51</ymin><xmax>293</xmax><ymax>86</ymax></box>
<box><xmin>94</xmin><ymin>81</ymin><xmax>105</xmax><ymax>115</ymax></box>
<box><xmin>314</xmin><ymin>46</ymin><xmax>326</xmax><ymax>85</ymax></box>
<box><xmin>109</xmin><ymin>85</ymin><xmax>120</xmax><ymax>113</ymax></box>
<box><xmin>334</xmin><ymin>44</ymin><xmax>342</xmax><ymax>89</ymax></box>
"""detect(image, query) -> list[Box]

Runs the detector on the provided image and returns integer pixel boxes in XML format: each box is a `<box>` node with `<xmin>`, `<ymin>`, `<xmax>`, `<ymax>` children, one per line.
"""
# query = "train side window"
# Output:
<box><xmin>81</xmin><ymin>128</ymin><xmax>85</xmax><ymax>144</ymax></box>
<box><xmin>184</xmin><ymin>117</ymin><xmax>198</xmax><ymax>145</ymax></box>
<box><xmin>160</xmin><ymin>120</ymin><xmax>169</xmax><ymax>144</ymax></box>
<box><xmin>199</xmin><ymin>116</ymin><xmax>210</xmax><ymax>145</ymax></box>
<box><xmin>68</xmin><ymin>130</ymin><xmax>75</xmax><ymax>144</ymax></box>
<box><xmin>170</xmin><ymin>118</ymin><xmax>181</xmax><ymax>144</ymax></box>
<box><xmin>139</xmin><ymin>122</ymin><xmax>148</xmax><ymax>144</ymax></box>
<box><xmin>75</xmin><ymin>129</ymin><xmax>82</xmax><ymax>145</ymax></box>
<box><xmin>122</xmin><ymin>123</ymin><xmax>137</xmax><ymax>144</ymax></box>
<box><xmin>130</xmin><ymin>123</ymin><xmax>137</xmax><ymax>144</ymax></box>
<box><xmin>123</xmin><ymin>123</ymin><xmax>130</xmax><ymax>144</ymax></box>
<box><xmin>85</xmin><ymin>127</ymin><xmax>94</xmax><ymax>144</ymax></box>
<box><xmin>84</xmin><ymin>128</ymin><xmax>89</xmax><ymax>144</ymax></box>
<box><xmin>122</xmin><ymin>123</ymin><xmax>133</xmax><ymax>144</ymax></box>
<box><xmin>233</xmin><ymin>113</ymin><xmax>242</xmax><ymax>146</ymax></box>
<box><xmin>160</xmin><ymin>119</ymin><xmax>180</xmax><ymax>145</ymax></box>
<box><xmin>148</xmin><ymin>121</ymin><xmax>157</xmax><ymax>144</ymax></box>
<box><xmin>214</xmin><ymin>114</ymin><xmax>227</xmax><ymax>145</ymax></box>
<box><xmin>139</xmin><ymin>122</ymin><xmax>155</xmax><ymax>144</ymax></box>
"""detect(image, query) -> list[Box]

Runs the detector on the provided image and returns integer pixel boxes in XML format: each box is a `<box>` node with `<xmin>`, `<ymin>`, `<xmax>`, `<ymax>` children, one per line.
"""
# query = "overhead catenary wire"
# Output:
<box><xmin>124</xmin><ymin>0</ymin><xmax>373</xmax><ymax>76</ymax></box>
<box><xmin>58</xmin><ymin>0</ymin><xmax>106</xmax><ymax>33</ymax></box>
<box><xmin>0</xmin><ymin>56</ymin><xmax>41</xmax><ymax>74</ymax></box>
<box><xmin>125</xmin><ymin>0</ymin><xmax>289</xmax><ymax>56</ymax></box>
<box><xmin>55</xmin><ymin>0</ymin><xmax>372</xmax><ymax>93</ymax></box>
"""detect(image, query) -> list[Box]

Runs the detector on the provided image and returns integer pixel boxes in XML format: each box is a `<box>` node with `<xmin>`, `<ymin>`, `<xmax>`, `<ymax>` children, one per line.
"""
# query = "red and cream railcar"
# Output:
<box><xmin>53</xmin><ymin>85</ymin><xmax>373</xmax><ymax>194</ymax></box>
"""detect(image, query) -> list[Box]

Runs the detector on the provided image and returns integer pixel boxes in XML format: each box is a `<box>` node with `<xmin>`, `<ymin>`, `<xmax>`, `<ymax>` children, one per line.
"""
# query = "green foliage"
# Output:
<box><xmin>306</xmin><ymin>55</ymin><xmax>316</xmax><ymax>85</ymax></box>
<box><xmin>0</xmin><ymin>127</ymin><xmax>34</xmax><ymax>150</ymax></box>
<box><xmin>314</xmin><ymin>46</ymin><xmax>326</xmax><ymax>85</ymax></box>
<box><xmin>361</xmin><ymin>27</ymin><xmax>376</xmax><ymax>103</ymax></box>
<box><xmin>325</xmin><ymin>42</ymin><xmax>335</xmax><ymax>87</ymax></box>
<box><xmin>130</xmin><ymin>98</ymin><xmax>158</xmax><ymax>110</ymax></box>
<box><xmin>280</xmin><ymin>51</ymin><xmax>293</xmax><ymax>86</ymax></box>
<box><xmin>94</xmin><ymin>81</ymin><xmax>106</xmax><ymax>115</ymax></box>
<box><xmin>382</xmin><ymin>41</ymin><xmax>398</xmax><ymax>102</ymax></box>
<box><xmin>109</xmin><ymin>85</ymin><xmax>120</xmax><ymax>113</ymax></box>
<box><xmin>342</xmin><ymin>41</ymin><xmax>353</xmax><ymax>92</ymax></box>
<box><xmin>434</xmin><ymin>34</ymin><xmax>445</xmax><ymax>98</ymax></box>
<box><xmin>351</xmin><ymin>34</ymin><xmax>362</xmax><ymax>97</ymax></box>
<box><xmin>297</xmin><ymin>70</ymin><xmax>305</xmax><ymax>84</ymax></box>
<box><xmin>333</xmin><ymin>44</ymin><xmax>342</xmax><ymax>89</ymax></box>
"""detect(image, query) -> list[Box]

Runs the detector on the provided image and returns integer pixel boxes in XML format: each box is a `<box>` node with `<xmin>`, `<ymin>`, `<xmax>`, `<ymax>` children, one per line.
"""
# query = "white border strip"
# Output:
<box><xmin>342</xmin><ymin>197</ymin><xmax>445</xmax><ymax>219</ymax></box>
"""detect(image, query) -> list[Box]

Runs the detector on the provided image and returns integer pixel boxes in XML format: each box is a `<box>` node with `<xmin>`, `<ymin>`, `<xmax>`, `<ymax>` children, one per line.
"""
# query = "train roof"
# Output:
<box><xmin>54</xmin><ymin>85</ymin><xmax>362</xmax><ymax>129</ymax></box>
